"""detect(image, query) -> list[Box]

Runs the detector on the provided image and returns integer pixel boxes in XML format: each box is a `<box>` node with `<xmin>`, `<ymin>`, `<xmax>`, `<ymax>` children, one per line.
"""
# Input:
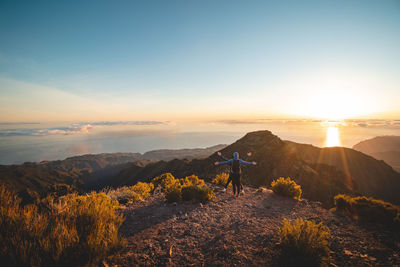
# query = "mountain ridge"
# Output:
<box><xmin>0</xmin><ymin>145</ymin><xmax>226</xmax><ymax>196</ymax></box>
<box><xmin>2</xmin><ymin>130</ymin><xmax>400</xmax><ymax>208</ymax></box>
<box><xmin>108</xmin><ymin>130</ymin><xmax>400</xmax><ymax>207</ymax></box>
<box><xmin>353</xmin><ymin>136</ymin><xmax>400</xmax><ymax>172</ymax></box>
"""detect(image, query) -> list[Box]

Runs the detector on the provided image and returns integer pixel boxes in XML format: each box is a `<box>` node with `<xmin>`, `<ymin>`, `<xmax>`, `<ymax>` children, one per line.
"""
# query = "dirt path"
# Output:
<box><xmin>110</xmin><ymin>185</ymin><xmax>400</xmax><ymax>266</ymax></box>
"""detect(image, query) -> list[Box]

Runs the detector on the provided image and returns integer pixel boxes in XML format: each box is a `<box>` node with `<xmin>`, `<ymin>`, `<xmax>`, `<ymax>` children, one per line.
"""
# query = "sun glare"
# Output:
<box><xmin>304</xmin><ymin>91</ymin><xmax>364</xmax><ymax>120</ymax></box>
<box><xmin>286</xmin><ymin>72</ymin><xmax>383</xmax><ymax>120</ymax></box>
<box><xmin>325</xmin><ymin>126</ymin><xmax>341</xmax><ymax>147</ymax></box>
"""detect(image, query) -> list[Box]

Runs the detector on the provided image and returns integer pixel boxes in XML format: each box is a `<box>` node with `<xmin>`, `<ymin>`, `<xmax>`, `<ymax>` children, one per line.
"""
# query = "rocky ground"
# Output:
<box><xmin>108</xmin><ymin>185</ymin><xmax>400</xmax><ymax>266</ymax></box>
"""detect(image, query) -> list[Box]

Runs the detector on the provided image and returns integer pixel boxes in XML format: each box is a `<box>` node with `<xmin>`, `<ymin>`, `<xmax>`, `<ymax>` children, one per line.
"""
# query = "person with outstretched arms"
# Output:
<box><xmin>214</xmin><ymin>152</ymin><xmax>256</xmax><ymax>197</ymax></box>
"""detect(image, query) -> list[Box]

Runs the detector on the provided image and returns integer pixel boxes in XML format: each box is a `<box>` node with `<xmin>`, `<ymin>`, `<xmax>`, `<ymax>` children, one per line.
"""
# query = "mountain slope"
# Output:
<box><xmin>353</xmin><ymin>136</ymin><xmax>400</xmax><ymax>172</ymax></box>
<box><xmin>353</xmin><ymin>136</ymin><xmax>400</xmax><ymax>154</ymax></box>
<box><xmin>109</xmin><ymin>186</ymin><xmax>400</xmax><ymax>266</ymax></box>
<box><xmin>142</xmin><ymin>145</ymin><xmax>227</xmax><ymax>161</ymax></box>
<box><xmin>109</xmin><ymin>130</ymin><xmax>400</xmax><ymax>206</ymax></box>
<box><xmin>0</xmin><ymin>146</ymin><xmax>226</xmax><ymax>197</ymax></box>
<box><xmin>0</xmin><ymin>162</ymin><xmax>84</xmax><ymax>200</ymax></box>
<box><xmin>366</xmin><ymin>151</ymin><xmax>400</xmax><ymax>172</ymax></box>
<box><xmin>285</xmin><ymin>142</ymin><xmax>400</xmax><ymax>204</ymax></box>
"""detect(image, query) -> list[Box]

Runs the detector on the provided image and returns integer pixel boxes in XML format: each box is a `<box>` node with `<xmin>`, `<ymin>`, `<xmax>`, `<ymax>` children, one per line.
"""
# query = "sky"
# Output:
<box><xmin>0</xmin><ymin>0</ymin><xmax>399</xmax><ymax>122</ymax></box>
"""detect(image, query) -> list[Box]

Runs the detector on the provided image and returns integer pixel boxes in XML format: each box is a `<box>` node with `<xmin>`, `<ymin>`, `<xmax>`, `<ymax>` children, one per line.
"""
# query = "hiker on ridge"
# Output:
<box><xmin>214</xmin><ymin>152</ymin><xmax>256</xmax><ymax>197</ymax></box>
<box><xmin>217</xmin><ymin>151</ymin><xmax>251</xmax><ymax>192</ymax></box>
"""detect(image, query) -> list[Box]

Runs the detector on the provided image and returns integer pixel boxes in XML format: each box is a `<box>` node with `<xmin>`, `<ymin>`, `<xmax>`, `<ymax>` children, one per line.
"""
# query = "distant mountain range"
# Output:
<box><xmin>0</xmin><ymin>145</ymin><xmax>226</xmax><ymax>196</ymax></box>
<box><xmin>107</xmin><ymin>131</ymin><xmax>400</xmax><ymax>207</ymax></box>
<box><xmin>2</xmin><ymin>131</ymin><xmax>400</xmax><ymax>207</ymax></box>
<box><xmin>353</xmin><ymin>136</ymin><xmax>400</xmax><ymax>172</ymax></box>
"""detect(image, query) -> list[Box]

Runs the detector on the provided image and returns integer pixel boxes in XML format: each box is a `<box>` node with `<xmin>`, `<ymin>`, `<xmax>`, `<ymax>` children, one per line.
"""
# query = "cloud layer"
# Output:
<box><xmin>0</xmin><ymin>121</ymin><xmax>166</xmax><ymax>136</ymax></box>
<box><xmin>215</xmin><ymin>118</ymin><xmax>400</xmax><ymax>129</ymax></box>
<box><xmin>1</xmin><ymin>119</ymin><xmax>399</xmax><ymax>137</ymax></box>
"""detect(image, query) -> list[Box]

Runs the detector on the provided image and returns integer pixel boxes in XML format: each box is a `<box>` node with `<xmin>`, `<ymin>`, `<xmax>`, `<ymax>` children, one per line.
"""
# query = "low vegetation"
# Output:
<box><xmin>152</xmin><ymin>173</ymin><xmax>214</xmax><ymax>203</ymax></box>
<box><xmin>334</xmin><ymin>194</ymin><xmax>400</xmax><ymax>226</ymax></box>
<box><xmin>212</xmin><ymin>173</ymin><xmax>231</xmax><ymax>187</ymax></box>
<box><xmin>104</xmin><ymin>182</ymin><xmax>154</xmax><ymax>204</ymax></box>
<box><xmin>271</xmin><ymin>177</ymin><xmax>302</xmax><ymax>200</ymax></box>
<box><xmin>279</xmin><ymin>218</ymin><xmax>330</xmax><ymax>267</ymax></box>
<box><xmin>163</xmin><ymin>177</ymin><xmax>183</xmax><ymax>203</ymax></box>
<box><xmin>0</xmin><ymin>184</ymin><xmax>125</xmax><ymax>267</ymax></box>
<box><xmin>151</xmin><ymin>173</ymin><xmax>176</xmax><ymax>191</ymax></box>
<box><xmin>46</xmin><ymin>183</ymin><xmax>80</xmax><ymax>198</ymax></box>
<box><xmin>181</xmin><ymin>185</ymin><xmax>214</xmax><ymax>203</ymax></box>
<box><xmin>104</xmin><ymin>186</ymin><xmax>135</xmax><ymax>204</ymax></box>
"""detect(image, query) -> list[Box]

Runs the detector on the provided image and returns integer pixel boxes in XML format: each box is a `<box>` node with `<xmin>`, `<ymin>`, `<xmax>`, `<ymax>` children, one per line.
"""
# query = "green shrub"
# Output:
<box><xmin>104</xmin><ymin>186</ymin><xmax>134</xmax><ymax>204</ymax></box>
<box><xmin>63</xmin><ymin>192</ymin><xmax>125</xmax><ymax>264</ymax></box>
<box><xmin>0</xmin><ymin>184</ymin><xmax>125</xmax><ymax>267</ymax></box>
<box><xmin>212</xmin><ymin>173</ymin><xmax>231</xmax><ymax>187</ymax></box>
<box><xmin>271</xmin><ymin>177</ymin><xmax>302</xmax><ymax>200</ymax></box>
<box><xmin>151</xmin><ymin>173</ymin><xmax>176</xmax><ymax>191</ymax></box>
<box><xmin>156</xmin><ymin>173</ymin><xmax>214</xmax><ymax>203</ymax></box>
<box><xmin>104</xmin><ymin>182</ymin><xmax>154</xmax><ymax>204</ymax></box>
<box><xmin>164</xmin><ymin>178</ymin><xmax>182</xmax><ymax>203</ymax></box>
<box><xmin>180</xmin><ymin>174</ymin><xmax>205</xmax><ymax>187</ymax></box>
<box><xmin>333</xmin><ymin>194</ymin><xmax>350</xmax><ymax>211</ymax></box>
<box><xmin>279</xmin><ymin>218</ymin><xmax>330</xmax><ymax>267</ymax></box>
<box><xmin>181</xmin><ymin>185</ymin><xmax>214</xmax><ymax>203</ymax></box>
<box><xmin>334</xmin><ymin>194</ymin><xmax>400</xmax><ymax>226</ymax></box>
<box><xmin>46</xmin><ymin>184</ymin><xmax>79</xmax><ymax>198</ymax></box>
<box><xmin>130</xmin><ymin>182</ymin><xmax>154</xmax><ymax>202</ymax></box>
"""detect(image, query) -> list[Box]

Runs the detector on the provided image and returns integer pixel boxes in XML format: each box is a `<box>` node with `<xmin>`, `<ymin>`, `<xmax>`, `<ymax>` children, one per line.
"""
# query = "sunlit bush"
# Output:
<box><xmin>164</xmin><ymin>178</ymin><xmax>182</xmax><ymax>203</ymax></box>
<box><xmin>212</xmin><ymin>173</ymin><xmax>231</xmax><ymax>187</ymax></box>
<box><xmin>151</xmin><ymin>173</ymin><xmax>176</xmax><ymax>191</ymax></box>
<box><xmin>130</xmin><ymin>182</ymin><xmax>154</xmax><ymax>202</ymax></box>
<box><xmin>333</xmin><ymin>194</ymin><xmax>350</xmax><ymax>211</ymax></box>
<box><xmin>180</xmin><ymin>174</ymin><xmax>205</xmax><ymax>187</ymax></box>
<box><xmin>63</xmin><ymin>192</ymin><xmax>125</xmax><ymax>264</ymax></box>
<box><xmin>105</xmin><ymin>186</ymin><xmax>135</xmax><ymax>204</ymax></box>
<box><xmin>105</xmin><ymin>182</ymin><xmax>154</xmax><ymax>204</ymax></box>
<box><xmin>334</xmin><ymin>194</ymin><xmax>400</xmax><ymax>226</ymax></box>
<box><xmin>279</xmin><ymin>218</ymin><xmax>330</xmax><ymax>267</ymax></box>
<box><xmin>0</xmin><ymin>184</ymin><xmax>125</xmax><ymax>266</ymax></box>
<box><xmin>181</xmin><ymin>185</ymin><xmax>214</xmax><ymax>203</ymax></box>
<box><xmin>271</xmin><ymin>177</ymin><xmax>302</xmax><ymax>200</ymax></box>
<box><xmin>155</xmin><ymin>173</ymin><xmax>214</xmax><ymax>203</ymax></box>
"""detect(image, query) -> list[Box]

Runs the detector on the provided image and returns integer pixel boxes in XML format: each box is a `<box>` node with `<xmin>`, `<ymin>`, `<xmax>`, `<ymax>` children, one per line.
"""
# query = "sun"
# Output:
<box><xmin>285</xmin><ymin>72</ymin><xmax>383</xmax><ymax>120</ymax></box>
<box><xmin>301</xmin><ymin>91</ymin><xmax>365</xmax><ymax>120</ymax></box>
<box><xmin>325</xmin><ymin>126</ymin><xmax>341</xmax><ymax>147</ymax></box>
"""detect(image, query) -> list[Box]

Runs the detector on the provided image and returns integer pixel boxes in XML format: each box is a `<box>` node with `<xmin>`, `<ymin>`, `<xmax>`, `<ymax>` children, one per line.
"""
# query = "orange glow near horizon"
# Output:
<box><xmin>298</xmin><ymin>91</ymin><xmax>371</xmax><ymax>120</ymax></box>
<box><xmin>283</xmin><ymin>71</ymin><xmax>388</xmax><ymax>120</ymax></box>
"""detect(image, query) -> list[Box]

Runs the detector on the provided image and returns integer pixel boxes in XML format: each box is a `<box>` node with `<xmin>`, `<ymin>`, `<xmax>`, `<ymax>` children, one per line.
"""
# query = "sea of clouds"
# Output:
<box><xmin>0</xmin><ymin>119</ymin><xmax>399</xmax><ymax>137</ymax></box>
<box><xmin>216</xmin><ymin>118</ymin><xmax>400</xmax><ymax>128</ymax></box>
<box><xmin>0</xmin><ymin>121</ymin><xmax>166</xmax><ymax>136</ymax></box>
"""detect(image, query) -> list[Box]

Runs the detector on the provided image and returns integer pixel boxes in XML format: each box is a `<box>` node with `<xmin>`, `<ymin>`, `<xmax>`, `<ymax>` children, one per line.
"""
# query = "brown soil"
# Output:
<box><xmin>109</xmin><ymin>185</ymin><xmax>400</xmax><ymax>266</ymax></box>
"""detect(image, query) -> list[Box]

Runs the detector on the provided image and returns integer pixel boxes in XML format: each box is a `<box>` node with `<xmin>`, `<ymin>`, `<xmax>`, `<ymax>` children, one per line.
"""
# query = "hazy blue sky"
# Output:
<box><xmin>1</xmin><ymin>0</ymin><xmax>399</xmax><ymax>121</ymax></box>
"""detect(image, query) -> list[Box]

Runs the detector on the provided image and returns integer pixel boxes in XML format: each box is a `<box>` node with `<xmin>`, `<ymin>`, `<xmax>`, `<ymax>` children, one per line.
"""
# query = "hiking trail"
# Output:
<box><xmin>109</xmin><ymin>185</ymin><xmax>400</xmax><ymax>266</ymax></box>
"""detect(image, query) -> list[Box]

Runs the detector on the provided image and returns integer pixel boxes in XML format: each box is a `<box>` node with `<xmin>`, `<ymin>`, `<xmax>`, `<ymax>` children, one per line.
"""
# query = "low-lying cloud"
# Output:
<box><xmin>344</xmin><ymin>119</ymin><xmax>400</xmax><ymax>129</ymax></box>
<box><xmin>214</xmin><ymin>118</ymin><xmax>400</xmax><ymax>129</ymax></box>
<box><xmin>0</xmin><ymin>121</ymin><xmax>166</xmax><ymax>136</ymax></box>
<box><xmin>91</xmin><ymin>121</ymin><xmax>166</xmax><ymax>126</ymax></box>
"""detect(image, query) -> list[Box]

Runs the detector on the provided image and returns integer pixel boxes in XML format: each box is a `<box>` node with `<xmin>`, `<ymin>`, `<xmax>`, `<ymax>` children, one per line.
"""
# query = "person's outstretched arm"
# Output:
<box><xmin>214</xmin><ymin>159</ymin><xmax>232</xmax><ymax>166</ymax></box>
<box><xmin>241</xmin><ymin>152</ymin><xmax>252</xmax><ymax>161</ymax></box>
<box><xmin>239</xmin><ymin>159</ymin><xmax>257</xmax><ymax>166</ymax></box>
<box><xmin>217</xmin><ymin>151</ymin><xmax>229</xmax><ymax>161</ymax></box>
